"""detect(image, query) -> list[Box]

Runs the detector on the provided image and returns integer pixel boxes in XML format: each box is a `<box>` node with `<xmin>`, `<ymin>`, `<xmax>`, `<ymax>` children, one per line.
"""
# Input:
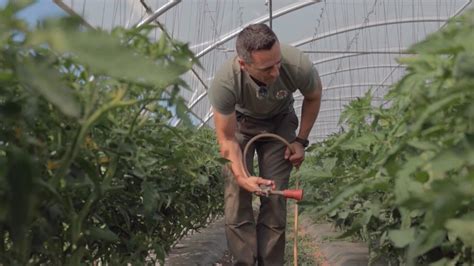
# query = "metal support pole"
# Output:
<box><xmin>269</xmin><ymin>0</ymin><xmax>273</xmax><ymax>29</ymax></box>
<box><xmin>53</xmin><ymin>0</ymin><xmax>95</xmax><ymax>29</ymax></box>
<box><xmin>135</xmin><ymin>0</ymin><xmax>181</xmax><ymax>28</ymax></box>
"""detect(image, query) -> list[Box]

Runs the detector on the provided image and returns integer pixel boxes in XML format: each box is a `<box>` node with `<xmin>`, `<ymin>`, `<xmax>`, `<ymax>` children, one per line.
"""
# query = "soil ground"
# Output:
<box><xmin>165</xmin><ymin>203</ymin><xmax>386</xmax><ymax>265</ymax></box>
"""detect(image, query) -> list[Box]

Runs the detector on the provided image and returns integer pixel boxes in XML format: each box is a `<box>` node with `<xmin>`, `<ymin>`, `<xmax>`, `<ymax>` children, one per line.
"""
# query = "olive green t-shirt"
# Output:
<box><xmin>208</xmin><ymin>44</ymin><xmax>318</xmax><ymax>119</ymax></box>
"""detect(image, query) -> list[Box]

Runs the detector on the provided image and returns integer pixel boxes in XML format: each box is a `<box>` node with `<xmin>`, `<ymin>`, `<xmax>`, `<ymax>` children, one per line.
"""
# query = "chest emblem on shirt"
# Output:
<box><xmin>275</xmin><ymin>90</ymin><xmax>289</xmax><ymax>100</ymax></box>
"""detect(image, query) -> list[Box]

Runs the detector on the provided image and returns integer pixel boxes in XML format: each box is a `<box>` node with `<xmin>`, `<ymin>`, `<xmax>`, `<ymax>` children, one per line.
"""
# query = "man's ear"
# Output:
<box><xmin>237</xmin><ymin>58</ymin><xmax>246</xmax><ymax>70</ymax></box>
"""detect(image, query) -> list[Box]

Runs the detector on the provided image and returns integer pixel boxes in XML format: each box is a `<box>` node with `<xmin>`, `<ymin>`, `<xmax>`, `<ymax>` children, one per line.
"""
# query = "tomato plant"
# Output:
<box><xmin>300</xmin><ymin>8</ymin><xmax>474</xmax><ymax>265</ymax></box>
<box><xmin>0</xmin><ymin>1</ymin><xmax>223</xmax><ymax>264</ymax></box>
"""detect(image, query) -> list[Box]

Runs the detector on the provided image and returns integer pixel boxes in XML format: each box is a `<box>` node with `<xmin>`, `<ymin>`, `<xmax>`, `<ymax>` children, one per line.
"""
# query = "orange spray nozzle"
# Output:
<box><xmin>259</xmin><ymin>185</ymin><xmax>304</xmax><ymax>201</ymax></box>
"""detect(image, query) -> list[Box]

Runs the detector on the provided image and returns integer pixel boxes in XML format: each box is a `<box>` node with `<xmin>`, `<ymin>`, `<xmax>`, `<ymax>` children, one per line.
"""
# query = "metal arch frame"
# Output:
<box><xmin>53</xmin><ymin>0</ymin><xmax>210</xmax><ymax>126</ymax></box>
<box><xmin>200</xmin><ymin>0</ymin><xmax>473</xmax><ymax>132</ymax></box>
<box><xmin>370</xmin><ymin>0</ymin><xmax>473</xmax><ymax>96</ymax></box>
<box><xmin>310</xmin><ymin>131</ymin><xmax>341</xmax><ymax>139</ymax></box>
<box><xmin>315</xmin><ymin>120</ymin><xmax>344</xmax><ymax>124</ymax></box>
<box><xmin>54</xmin><ymin>0</ymin><xmax>471</xmax><ymax>130</ymax></box>
<box><xmin>290</xmin><ymin>17</ymin><xmax>448</xmax><ymax>47</ymax></box>
<box><xmin>313</xmin><ymin>121</ymin><xmax>342</xmax><ymax>126</ymax></box>
<box><xmin>195</xmin><ymin>62</ymin><xmax>405</xmax><ymax>125</ymax></box>
<box><xmin>198</xmin><ymin>51</ymin><xmax>424</xmax><ymax>127</ymax></box>
<box><xmin>293</xmin><ymin>83</ymin><xmax>391</xmax><ymax>94</ymax></box>
<box><xmin>312</xmin><ymin>113</ymin><xmax>341</xmax><ymax>122</ymax></box>
<box><xmin>316</xmin><ymin>108</ymin><xmax>353</xmax><ymax>113</ymax></box>
<box><xmin>198</xmin><ymin>82</ymin><xmax>391</xmax><ymax>128</ymax></box>
<box><xmin>198</xmin><ymin>107</ymin><xmax>214</xmax><ymax>128</ymax></box>
<box><xmin>198</xmin><ymin>69</ymin><xmax>398</xmax><ymax>127</ymax></box>
<box><xmin>189</xmin><ymin>47</ymin><xmax>408</xmax><ymax>116</ymax></box>
<box><xmin>312</xmin><ymin>47</ymin><xmax>409</xmax><ymax>66</ymax></box>
<box><xmin>208</xmin><ymin>48</ymin><xmax>412</xmax><ymax>55</ymax></box>
<box><xmin>294</xmin><ymin>97</ymin><xmax>385</xmax><ymax>109</ymax></box>
<box><xmin>319</xmin><ymin>64</ymin><xmax>405</xmax><ymax>78</ymax></box>
<box><xmin>318</xmin><ymin>108</ymin><xmax>350</xmax><ymax>113</ymax></box>
<box><xmin>312</xmin><ymin>127</ymin><xmax>340</xmax><ymax>132</ymax></box>
<box><xmin>178</xmin><ymin>13</ymin><xmax>448</xmax><ymax>128</ymax></box>
<box><xmin>301</xmin><ymin>49</ymin><xmax>413</xmax><ymax>54</ymax></box>
<box><xmin>308</xmin><ymin>0</ymin><xmax>474</xmax><ymax>142</ymax></box>
<box><xmin>134</xmin><ymin>0</ymin><xmax>214</xmax><ymax>127</ymax></box>
<box><xmin>55</xmin><ymin>0</ymin><xmax>209</xmax><ymax>127</ymax></box>
<box><xmin>135</xmin><ymin>0</ymin><xmax>213</xmax><ymax>126</ymax></box>
<box><xmin>184</xmin><ymin>0</ymin><xmax>322</xmax><ymax>114</ymax></box>
<box><xmin>195</xmin><ymin>0</ymin><xmax>321</xmax><ymax>59</ymax></box>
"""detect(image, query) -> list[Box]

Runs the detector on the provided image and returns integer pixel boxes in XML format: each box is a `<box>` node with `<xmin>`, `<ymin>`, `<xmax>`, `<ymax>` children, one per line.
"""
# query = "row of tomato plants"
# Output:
<box><xmin>0</xmin><ymin>2</ymin><xmax>223</xmax><ymax>264</ymax></box>
<box><xmin>300</xmin><ymin>8</ymin><xmax>474</xmax><ymax>265</ymax></box>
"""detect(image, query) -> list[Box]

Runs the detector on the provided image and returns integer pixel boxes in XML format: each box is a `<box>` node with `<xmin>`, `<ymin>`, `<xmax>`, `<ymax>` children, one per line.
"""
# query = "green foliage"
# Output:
<box><xmin>0</xmin><ymin>2</ymin><xmax>223</xmax><ymax>265</ymax></box>
<box><xmin>300</xmin><ymin>8</ymin><xmax>474</xmax><ymax>266</ymax></box>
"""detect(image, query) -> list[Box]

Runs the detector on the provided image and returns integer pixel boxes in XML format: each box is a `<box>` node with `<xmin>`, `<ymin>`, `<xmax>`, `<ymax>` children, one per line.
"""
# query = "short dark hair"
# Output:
<box><xmin>236</xmin><ymin>24</ymin><xmax>278</xmax><ymax>63</ymax></box>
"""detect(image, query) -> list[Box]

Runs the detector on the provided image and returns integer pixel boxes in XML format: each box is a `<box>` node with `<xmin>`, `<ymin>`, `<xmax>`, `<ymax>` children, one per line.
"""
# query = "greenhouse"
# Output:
<box><xmin>1</xmin><ymin>0</ymin><xmax>473</xmax><ymax>265</ymax></box>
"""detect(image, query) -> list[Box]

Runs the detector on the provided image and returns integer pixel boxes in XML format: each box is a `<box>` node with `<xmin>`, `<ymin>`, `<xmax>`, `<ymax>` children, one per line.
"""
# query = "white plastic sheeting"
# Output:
<box><xmin>54</xmin><ymin>0</ymin><xmax>472</xmax><ymax>142</ymax></box>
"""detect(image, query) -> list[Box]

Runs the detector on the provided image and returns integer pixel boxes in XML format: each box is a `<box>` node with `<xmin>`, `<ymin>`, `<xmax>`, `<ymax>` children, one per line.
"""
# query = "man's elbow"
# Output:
<box><xmin>219</xmin><ymin>147</ymin><xmax>230</xmax><ymax>158</ymax></box>
<box><xmin>304</xmin><ymin>89</ymin><xmax>321</xmax><ymax>102</ymax></box>
<box><xmin>217</xmin><ymin>135</ymin><xmax>236</xmax><ymax>158</ymax></box>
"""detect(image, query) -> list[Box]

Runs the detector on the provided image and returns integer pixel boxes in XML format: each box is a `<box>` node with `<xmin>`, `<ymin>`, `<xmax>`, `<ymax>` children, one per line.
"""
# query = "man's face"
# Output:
<box><xmin>239</xmin><ymin>42</ymin><xmax>282</xmax><ymax>86</ymax></box>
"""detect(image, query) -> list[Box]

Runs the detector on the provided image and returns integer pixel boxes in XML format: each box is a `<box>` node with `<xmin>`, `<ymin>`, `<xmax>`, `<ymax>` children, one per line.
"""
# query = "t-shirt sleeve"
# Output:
<box><xmin>297</xmin><ymin>52</ymin><xmax>320</xmax><ymax>96</ymax></box>
<box><xmin>208</xmin><ymin>68</ymin><xmax>236</xmax><ymax>115</ymax></box>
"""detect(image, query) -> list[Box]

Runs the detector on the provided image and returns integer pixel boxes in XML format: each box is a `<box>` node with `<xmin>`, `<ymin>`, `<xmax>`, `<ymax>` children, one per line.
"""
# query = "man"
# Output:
<box><xmin>208</xmin><ymin>23</ymin><xmax>322</xmax><ymax>265</ymax></box>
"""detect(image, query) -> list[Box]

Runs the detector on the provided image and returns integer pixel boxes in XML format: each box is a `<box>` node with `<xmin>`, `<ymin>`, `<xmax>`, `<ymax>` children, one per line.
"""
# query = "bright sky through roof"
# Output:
<box><xmin>0</xmin><ymin>0</ymin><xmax>65</xmax><ymax>25</ymax></box>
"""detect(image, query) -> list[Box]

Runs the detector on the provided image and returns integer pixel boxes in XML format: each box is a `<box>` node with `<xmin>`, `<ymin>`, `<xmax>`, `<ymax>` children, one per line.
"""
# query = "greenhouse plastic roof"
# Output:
<box><xmin>54</xmin><ymin>0</ymin><xmax>472</xmax><ymax>142</ymax></box>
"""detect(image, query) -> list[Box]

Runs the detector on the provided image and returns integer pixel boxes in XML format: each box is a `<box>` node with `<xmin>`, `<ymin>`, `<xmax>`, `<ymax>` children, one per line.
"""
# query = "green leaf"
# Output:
<box><xmin>315</xmin><ymin>176</ymin><xmax>389</xmax><ymax>217</ymax></box>
<box><xmin>394</xmin><ymin>175</ymin><xmax>424</xmax><ymax>205</ymax></box>
<box><xmin>454</xmin><ymin>52</ymin><xmax>474</xmax><ymax>80</ymax></box>
<box><xmin>337</xmin><ymin>222</ymin><xmax>362</xmax><ymax>239</ymax></box>
<box><xmin>407</xmin><ymin>140</ymin><xmax>438</xmax><ymax>151</ymax></box>
<box><xmin>411</xmin><ymin>92</ymin><xmax>464</xmax><ymax>133</ymax></box>
<box><xmin>87</xmin><ymin>226</ymin><xmax>119</xmax><ymax>242</ymax></box>
<box><xmin>17</xmin><ymin>62</ymin><xmax>80</xmax><ymax>117</ymax></box>
<box><xmin>142</xmin><ymin>181</ymin><xmax>159</xmax><ymax>215</ymax></box>
<box><xmin>413</xmin><ymin>171</ymin><xmax>429</xmax><ymax>183</ymax></box>
<box><xmin>1</xmin><ymin>0</ymin><xmax>34</xmax><ymax>17</ymax></box>
<box><xmin>326</xmin><ymin>131</ymin><xmax>353</xmax><ymax>152</ymax></box>
<box><xmin>322</xmin><ymin>157</ymin><xmax>338</xmax><ymax>172</ymax></box>
<box><xmin>399</xmin><ymin>207</ymin><xmax>412</xmax><ymax>229</ymax></box>
<box><xmin>215</xmin><ymin>157</ymin><xmax>230</xmax><ymax>164</ymax></box>
<box><xmin>397</xmin><ymin>155</ymin><xmax>425</xmax><ymax>180</ymax></box>
<box><xmin>299</xmin><ymin>167</ymin><xmax>332</xmax><ymax>181</ymax></box>
<box><xmin>30</xmin><ymin>26</ymin><xmax>190</xmax><ymax>88</ymax></box>
<box><xmin>430</xmin><ymin>255</ymin><xmax>460</xmax><ymax>266</ymax></box>
<box><xmin>0</xmin><ymin>101</ymin><xmax>22</xmax><ymax>118</ymax></box>
<box><xmin>338</xmin><ymin>211</ymin><xmax>349</xmax><ymax>219</ymax></box>
<box><xmin>408</xmin><ymin>230</ymin><xmax>446</xmax><ymax>262</ymax></box>
<box><xmin>154</xmin><ymin>244</ymin><xmax>166</xmax><ymax>264</ymax></box>
<box><xmin>426</xmin><ymin>150</ymin><xmax>465</xmax><ymax>177</ymax></box>
<box><xmin>339</xmin><ymin>135</ymin><xmax>374</xmax><ymax>152</ymax></box>
<box><xmin>174</xmin><ymin>96</ymin><xmax>193</xmax><ymax>127</ymax></box>
<box><xmin>197</xmin><ymin>174</ymin><xmax>208</xmax><ymax>185</ymax></box>
<box><xmin>5</xmin><ymin>148</ymin><xmax>36</xmax><ymax>244</ymax></box>
<box><xmin>445</xmin><ymin>214</ymin><xmax>474</xmax><ymax>247</ymax></box>
<box><xmin>388</xmin><ymin>228</ymin><xmax>416</xmax><ymax>248</ymax></box>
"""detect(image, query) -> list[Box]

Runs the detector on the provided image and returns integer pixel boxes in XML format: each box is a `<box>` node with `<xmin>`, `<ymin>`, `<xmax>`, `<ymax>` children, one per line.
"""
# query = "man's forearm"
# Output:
<box><xmin>218</xmin><ymin>138</ymin><xmax>248</xmax><ymax>180</ymax></box>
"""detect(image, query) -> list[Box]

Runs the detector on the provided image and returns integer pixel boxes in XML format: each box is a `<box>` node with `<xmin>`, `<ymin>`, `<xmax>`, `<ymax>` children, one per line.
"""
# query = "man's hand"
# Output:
<box><xmin>237</xmin><ymin>176</ymin><xmax>275</xmax><ymax>194</ymax></box>
<box><xmin>284</xmin><ymin>142</ymin><xmax>305</xmax><ymax>168</ymax></box>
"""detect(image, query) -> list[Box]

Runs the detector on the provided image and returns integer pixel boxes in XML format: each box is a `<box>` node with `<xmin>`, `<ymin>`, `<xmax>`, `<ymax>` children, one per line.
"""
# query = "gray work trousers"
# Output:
<box><xmin>224</xmin><ymin>109</ymin><xmax>298</xmax><ymax>266</ymax></box>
